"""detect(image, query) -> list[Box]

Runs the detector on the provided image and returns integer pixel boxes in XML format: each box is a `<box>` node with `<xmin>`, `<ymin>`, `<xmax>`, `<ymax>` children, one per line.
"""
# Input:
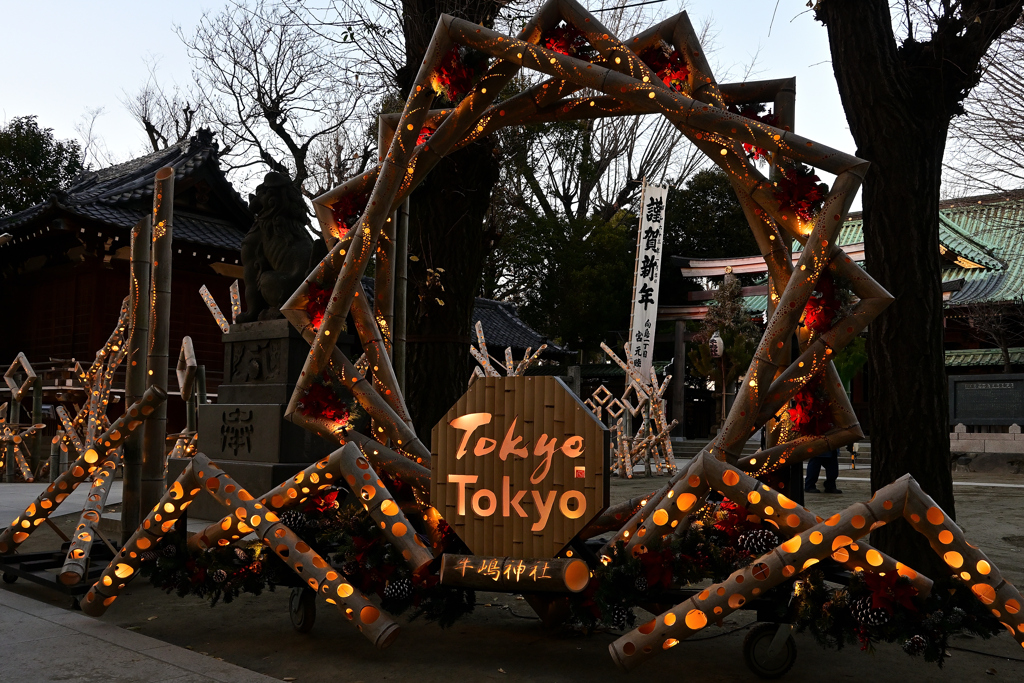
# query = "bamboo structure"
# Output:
<box><xmin>89</xmin><ymin>2</ymin><xmax>1024</xmax><ymax>668</ymax></box>
<box><xmin>229</xmin><ymin>280</ymin><xmax>241</xmax><ymax>324</ymax></box>
<box><xmin>199</xmin><ymin>285</ymin><xmax>230</xmax><ymax>333</ymax></box>
<box><xmin>82</xmin><ymin>453</ymin><xmax>401</xmax><ymax>649</ymax></box>
<box><xmin>59</xmin><ymin>446</ymin><xmax>123</xmax><ymax>584</ymax></box>
<box><xmin>0</xmin><ymin>387</ymin><xmax>166</xmax><ymax>554</ymax></box>
<box><xmin>607</xmin><ymin>454</ymin><xmax>1024</xmax><ymax>669</ymax></box>
<box><xmin>142</xmin><ymin>167</ymin><xmax>174</xmax><ymax>516</ymax></box>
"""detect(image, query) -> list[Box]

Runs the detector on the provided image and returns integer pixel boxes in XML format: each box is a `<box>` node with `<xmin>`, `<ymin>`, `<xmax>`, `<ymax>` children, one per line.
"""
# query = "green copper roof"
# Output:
<box><xmin>945</xmin><ymin>347</ymin><xmax>1024</xmax><ymax>367</ymax></box>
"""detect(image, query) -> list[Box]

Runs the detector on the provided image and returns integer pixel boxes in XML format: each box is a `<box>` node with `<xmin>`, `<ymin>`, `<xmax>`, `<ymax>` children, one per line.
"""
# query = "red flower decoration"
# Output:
<box><xmin>803</xmin><ymin>273</ymin><xmax>841</xmax><ymax>333</ymax></box>
<box><xmin>304</xmin><ymin>489</ymin><xmax>339</xmax><ymax>514</ymax></box>
<box><xmin>788</xmin><ymin>380</ymin><xmax>834</xmax><ymax>437</ymax></box>
<box><xmin>864</xmin><ymin>571</ymin><xmax>919</xmax><ymax>614</ymax></box>
<box><xmin>305</xmin><ymin>281</ymin><xmax>331</xmax><ymax>331</ymax></box>
<box><xmin>773</xmin><ymin>165</ymin><xmax>826</xmax><ymax>223</ymax></box>
<box><xmin>640</xmin><ymin>547</ymin><xmax>676</xmax><ymax>589</ymax></box>
<box><xmin>639</xmin><ymin>47</ymin><xmax>690</xmax><ymax>93</ymax></box>
<box><xmin>541</xmin><ymin>24</ymin><xmax>592</xmax><ymax>58</ymax></box>
<box><xmin>417</xmin><ymin>126</ymin><xmax>435</xmax><ymax>147</ymax></box>
<box><xmin>729</xmin><ymin>104</ymin><xmax>779</xmax><ymax>163</ymax></box>
<box><xmin>330</xmin><ymin>191</ymin><xmax>369</xmax><ymax>240</ymax></box>
<box><xmin>299</xmin><ymin>381</ymin><xmax>351</xmax><ymax>427</ymax></box>
<box><xmin>431</xmin><ymin>47</ymin><xmax>476</xmax><ymax>101</ymax></box>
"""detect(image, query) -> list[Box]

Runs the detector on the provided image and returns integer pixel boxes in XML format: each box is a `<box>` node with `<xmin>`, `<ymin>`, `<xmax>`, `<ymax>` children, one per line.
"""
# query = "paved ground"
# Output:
<box><xmin>0</xmin><ymin>586</ymin><xmax>279</xmax><ymax>682</ymax></box>
<box><xmin>2</xmin><ymin>465</ymin><xmax>1024</xmax><ymax>682</ymax></box>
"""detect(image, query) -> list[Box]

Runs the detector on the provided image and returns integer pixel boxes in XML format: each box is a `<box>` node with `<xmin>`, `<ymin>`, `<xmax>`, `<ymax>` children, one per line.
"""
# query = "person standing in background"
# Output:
<box><xmin>805</xmin><ymin>448</ymin><xmax>841</xmax><ymax>494</ymax></box>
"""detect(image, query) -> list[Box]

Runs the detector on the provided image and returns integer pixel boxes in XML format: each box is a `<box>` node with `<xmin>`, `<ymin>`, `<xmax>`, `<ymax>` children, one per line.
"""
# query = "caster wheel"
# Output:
<box><xmin>2</xmin><ymin>572</ymin><xmax>17</xmax><ymax>584</ymax></box>
<box><xmin>289</xmin><ymin>587</ymin><xmax>316</xmax><ymax>633</ymax></box>
<box><xmin>743</xmin><ymin>622</ymin><xmax>797</xmax><ymax>679</ymax></box>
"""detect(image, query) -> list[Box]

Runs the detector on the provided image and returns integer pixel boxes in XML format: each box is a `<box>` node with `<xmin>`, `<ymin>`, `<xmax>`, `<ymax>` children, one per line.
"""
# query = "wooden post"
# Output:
<box><xmin>123</xmin><ymin>216</ymin><xmax>151</xmax><ymax>545</ymax></box>
<box><xmin>30</xmin><ymin>377</ymin><xmax>42</xmax><ymax>473</ymax></box>
<box><xmin>5</xmin><ymin>398</ymin><xmax>20</xmax><ymax>482</ymax></box>
<box><xmin>394</xmin><ymin>197</ymin><xmax>410</xmax><ymax>393</ymax></box>
<box><xmin>142</xmin><ymin>169</ymin><xmax>173</xmax><ymax>517</ymax></box>
<box><xmin>672</xmin><ymin>321</ymin><xmax>686</xmax><ymax>438</ymax></box>
<box><xmin>48</xmin><ymin>433</ymin><xmax>61</xmax><ymax>483</ymax></box>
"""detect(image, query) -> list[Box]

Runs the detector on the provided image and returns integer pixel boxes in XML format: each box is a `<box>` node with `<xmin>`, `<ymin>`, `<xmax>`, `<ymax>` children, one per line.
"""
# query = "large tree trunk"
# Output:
<box><xmin>397</xmin><ymin>0</ymin><xmax>502</xmax><ymax>444</ymax></box>
<box><xmin>820</xmin><ymin>3</ymin><xmax>956</xmax><ymax>576</ymax></box>
<box><xmin>406</xmin><ymin>143</ymin><xmax>499</xmax><ymax>443</ymax></box>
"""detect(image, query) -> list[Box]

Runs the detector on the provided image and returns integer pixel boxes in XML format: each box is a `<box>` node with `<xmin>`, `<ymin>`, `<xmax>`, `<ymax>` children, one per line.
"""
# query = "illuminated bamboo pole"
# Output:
<box><xmin>374</xmin><ymin>205</ymin><xmax>396</xmax><ymax>356</ymax></box>
<box><xmin>60</xmin><ymin>447</ymin><xmax>123</xmax><ymax>584</ymax></box>
<box><xmin>440</xmin><ymin>554</ymin><xmax>590</xmax><ymax>593</ymax></box>
<box><xmin>80</xmin><ymin>461</ymin><xmax>202</xmax><ymax>616</ymax></box>
<box><xmin>142</xmin><ymin>167</ymin><xmax>174</xmax><ymax>515</ymax></box>
<box><xmin>351</xmin><ymin>282</ymin><xmax>414</xmax><ymax>429</ymax></box>
<box><xmin>394</xmin><ymin>197</ymin><xmax>409</xmax><ymax>392</ymax></box>
<box><xmin>286</xmin><ymin>344</ymin><xmax>430</xmax><ymax>464</ymax></box>
<box><xmin>610</xmin><ymin>451</ymin><xmax>924</xmax><ymax>594</ymax></box>
<box><xmin>287</xmin><ymin>410</ymin><xmax>431</xmax><ymax>499</ymax></box>
<box><xmin>56</xmin><ymin>405</ymin><xmax>84</xmax><ymax>455</ymax></box>
<box><xmin>188</xmin><ymin>441</ymin><xmax>420</xmax><ymax>552</ymax></box>
<box><xmin>0</xmin><ymin>387</ymin><xmax>166</xmax><ymax>554</ymax></box>
<box><xmin>183</xmin><ymin>455</ymin><xmax>404</xmax><ymax>647</ymax></box>
<box><xmin>609</xmin><ymin>473</ymin><xmax>1024</xmax><ymax>669</ymax></box>
<box><xmin>333</xmin><ymin>442</ymin><xmax>433</xmax><ymax>570</ymax></box>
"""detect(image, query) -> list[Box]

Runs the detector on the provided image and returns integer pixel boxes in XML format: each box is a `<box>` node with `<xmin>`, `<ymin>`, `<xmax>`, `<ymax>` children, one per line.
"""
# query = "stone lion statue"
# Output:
<box><xmin>237</xmin><ymin>172</ymin><xmax>314</xmax><ymax>322</ymax></box>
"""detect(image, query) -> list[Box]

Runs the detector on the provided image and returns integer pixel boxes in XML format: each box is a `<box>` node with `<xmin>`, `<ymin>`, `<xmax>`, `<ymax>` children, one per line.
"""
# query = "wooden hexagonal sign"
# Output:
<box><xmin>431</xmin><ymin>376</ymin><xmax>609</xmax><ymax>559</ymax></box>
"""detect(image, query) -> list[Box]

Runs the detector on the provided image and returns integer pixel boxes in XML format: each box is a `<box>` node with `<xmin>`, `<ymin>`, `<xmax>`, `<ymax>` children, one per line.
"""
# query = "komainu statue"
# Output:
<box><xmin>237</xmin><ymin>172</ymin><xmax>313</xmax><ymax>322</ymax></box>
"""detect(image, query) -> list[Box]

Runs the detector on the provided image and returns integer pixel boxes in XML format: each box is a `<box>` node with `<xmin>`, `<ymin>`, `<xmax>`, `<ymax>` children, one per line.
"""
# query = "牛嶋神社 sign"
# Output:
<box><xmin>431</xmin><ymin>376</ymin><xmax>609</xmax><ymax>559</ymax></box>
<box><xmin>628</xmin><ymin>181</ymin><xmax>668</xmax><ymax>376</ymax></box>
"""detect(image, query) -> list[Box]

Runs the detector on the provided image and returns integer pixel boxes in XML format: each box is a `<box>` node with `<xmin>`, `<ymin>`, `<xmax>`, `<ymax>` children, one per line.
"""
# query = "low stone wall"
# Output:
<box><xmin>951</xmin><ymin>423</ymin><xmax>1024</xmax><ymax>473</ymax></box>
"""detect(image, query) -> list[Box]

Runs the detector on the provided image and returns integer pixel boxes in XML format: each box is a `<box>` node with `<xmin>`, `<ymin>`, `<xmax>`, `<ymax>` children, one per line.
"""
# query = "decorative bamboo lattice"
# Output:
<box><xmin>54</xmin><ymin>0</ymin><xmax>1024</xmax><ymax>666</ymax></box>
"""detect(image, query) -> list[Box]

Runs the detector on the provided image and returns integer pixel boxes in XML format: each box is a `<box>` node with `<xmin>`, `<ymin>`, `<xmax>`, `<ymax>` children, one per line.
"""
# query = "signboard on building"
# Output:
<box><xmin>628</xmin><ymin>181</ymin><xmax>668</xmax><ymax>376</ymax></box>
<box><xmin>430</xmin><ymin>376</ymin><xmax>609</xmax><ymax>558</ymax></box>
<box><xmin>949</xmin><ymin>373</ymin><xmax>1024</xmax><ymax>426</ymax></box>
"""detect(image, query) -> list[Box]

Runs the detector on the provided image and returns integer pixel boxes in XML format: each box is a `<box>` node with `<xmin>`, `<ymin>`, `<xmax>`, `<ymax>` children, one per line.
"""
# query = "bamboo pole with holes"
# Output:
<box><xmin>142</xmin><ymin>168</ymin><xmax>174</xmax><ymax>515</ymax></box>
<box><xmin>0</xmin><ymin>387</ymin><xmax>166</xmax><ymax>554</ymax></box>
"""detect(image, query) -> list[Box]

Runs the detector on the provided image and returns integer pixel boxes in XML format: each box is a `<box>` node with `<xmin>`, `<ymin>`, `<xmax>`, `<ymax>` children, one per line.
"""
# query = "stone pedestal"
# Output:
<box><xmin>168</xmin><ymin>319</ymin><xmax>350</xmax><ymax>520</ymax></box>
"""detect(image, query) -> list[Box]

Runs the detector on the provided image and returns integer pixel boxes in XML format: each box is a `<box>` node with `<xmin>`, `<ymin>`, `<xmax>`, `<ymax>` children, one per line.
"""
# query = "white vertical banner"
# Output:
<box><xmin>627</xmin><ymin>180</ymin><xmax>668</xmax><ymax>377</ymax></box>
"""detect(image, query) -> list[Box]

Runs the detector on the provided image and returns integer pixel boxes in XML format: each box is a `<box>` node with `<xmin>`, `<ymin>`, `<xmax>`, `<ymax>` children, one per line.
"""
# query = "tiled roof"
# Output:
<box><xmin>473</xmin><ymin>298</ymin><xmax>569</xmax><ymax>356</ymax></box>
<box><xmin>713</xmin><ymin>192</ymin><xmax>1024</xmax><ymax>317</ymax></box>
<box><xmin>945</xmin><ymin>347</ymin><xmax>1024</xmax><ymax>367</ymax></box>
<box><xmin>0</xmin><ymin>129</ymin><xmax>249</xmax><ymax>251</ymax></box>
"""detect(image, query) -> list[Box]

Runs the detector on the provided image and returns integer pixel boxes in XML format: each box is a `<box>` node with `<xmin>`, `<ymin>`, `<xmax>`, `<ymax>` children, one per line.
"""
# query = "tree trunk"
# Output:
<box><xmin>406</xmin><ymin>142</ymin><xmax>499</xmax><ymax>444</ymax></box>
<box><xmin>820</xmin><ymin>2</ymin><xmax>956</xmax><ymax>576</ymax></box>
<box><xmin>396</xmin><ymin>0</ymin><xmax>502</xmax><ymax>444</ymax></box>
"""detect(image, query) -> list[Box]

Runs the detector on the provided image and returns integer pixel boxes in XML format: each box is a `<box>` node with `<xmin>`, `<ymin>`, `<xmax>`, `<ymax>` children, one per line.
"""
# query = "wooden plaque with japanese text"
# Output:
<box><xmin>431</xmin><ymin>376</ymin><xmax>609</xmax><ymax>559</ymax></box>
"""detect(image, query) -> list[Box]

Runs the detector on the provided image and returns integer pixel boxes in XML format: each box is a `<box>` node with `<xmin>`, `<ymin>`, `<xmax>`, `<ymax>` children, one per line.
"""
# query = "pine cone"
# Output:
<box><xmin>279</xmin><ymin>509</ymin><xmax>307</xmax><ymax>532</ymax></box>
<box><xmin>248</xmin><ymin>561</ymin><xmax>263</xmax><ymax>575</ymax></box>
<box><xmin>611</xmin><ymin>606</ymin><xmax>628</xmax><ymax>630</ymax></box>
<box><xmin>634</xmin><ymin>576</ymin><xmax>648</xmax><ymax>593</ymax></box>
<box><xmin>851</xmin><ymin>596</ymin><xmax>890</xmax><ymax>627</ymax></box>
<box><xmin>902</xmin><ymin>634</ymin><xmax>927</xmax><ymax>656</ymax></box>
<box><xmin>233</xmin><ymin>547</ymin><xmax>250</xmax><ymax>564</ymax></box>
<box><xmin>384</xmin><ymin>577</ymin><xmax>413</xmax><ymax>601</ymax></box>
<box><xmin>140</xmin><ymin>550</ymin><xmax>158</xmax><ymax>563</ymax></box>
<box><xmin>161</xmin><ymin>543</ymin><xmax>178</xmax><ymax>558</ymax></box>
<box><xmin>211</xmin><ymin>569</ymin><xmax>228</xmax><ymax>584</ymax></box>
<box><xmin>738</xmin><ymin>529</ymin><xmax>780</xmax><ymax>556</ymax></box>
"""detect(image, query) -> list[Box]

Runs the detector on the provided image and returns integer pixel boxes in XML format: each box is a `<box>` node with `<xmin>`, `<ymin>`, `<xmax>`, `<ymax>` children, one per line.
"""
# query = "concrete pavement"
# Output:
<box><xmin>0</xmin><ymin>586</ymin><xmax>280</xmax><ymax>683</ymax></box>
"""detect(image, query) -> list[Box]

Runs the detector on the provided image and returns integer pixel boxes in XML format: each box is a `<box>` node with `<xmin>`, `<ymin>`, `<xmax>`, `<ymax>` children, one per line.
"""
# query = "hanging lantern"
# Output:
<box><xmin>709</xmin><ymin>331</ymin><xmax>724</xmax><ymax>359</ymax></box>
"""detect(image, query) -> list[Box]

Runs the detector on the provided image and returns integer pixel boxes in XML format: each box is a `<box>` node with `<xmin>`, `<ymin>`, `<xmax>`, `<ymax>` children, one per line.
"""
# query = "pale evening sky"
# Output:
<box><xmin>0</xmin><ymin>1</ymin><xmax>855</xmax><ymax>199</ymax></box>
